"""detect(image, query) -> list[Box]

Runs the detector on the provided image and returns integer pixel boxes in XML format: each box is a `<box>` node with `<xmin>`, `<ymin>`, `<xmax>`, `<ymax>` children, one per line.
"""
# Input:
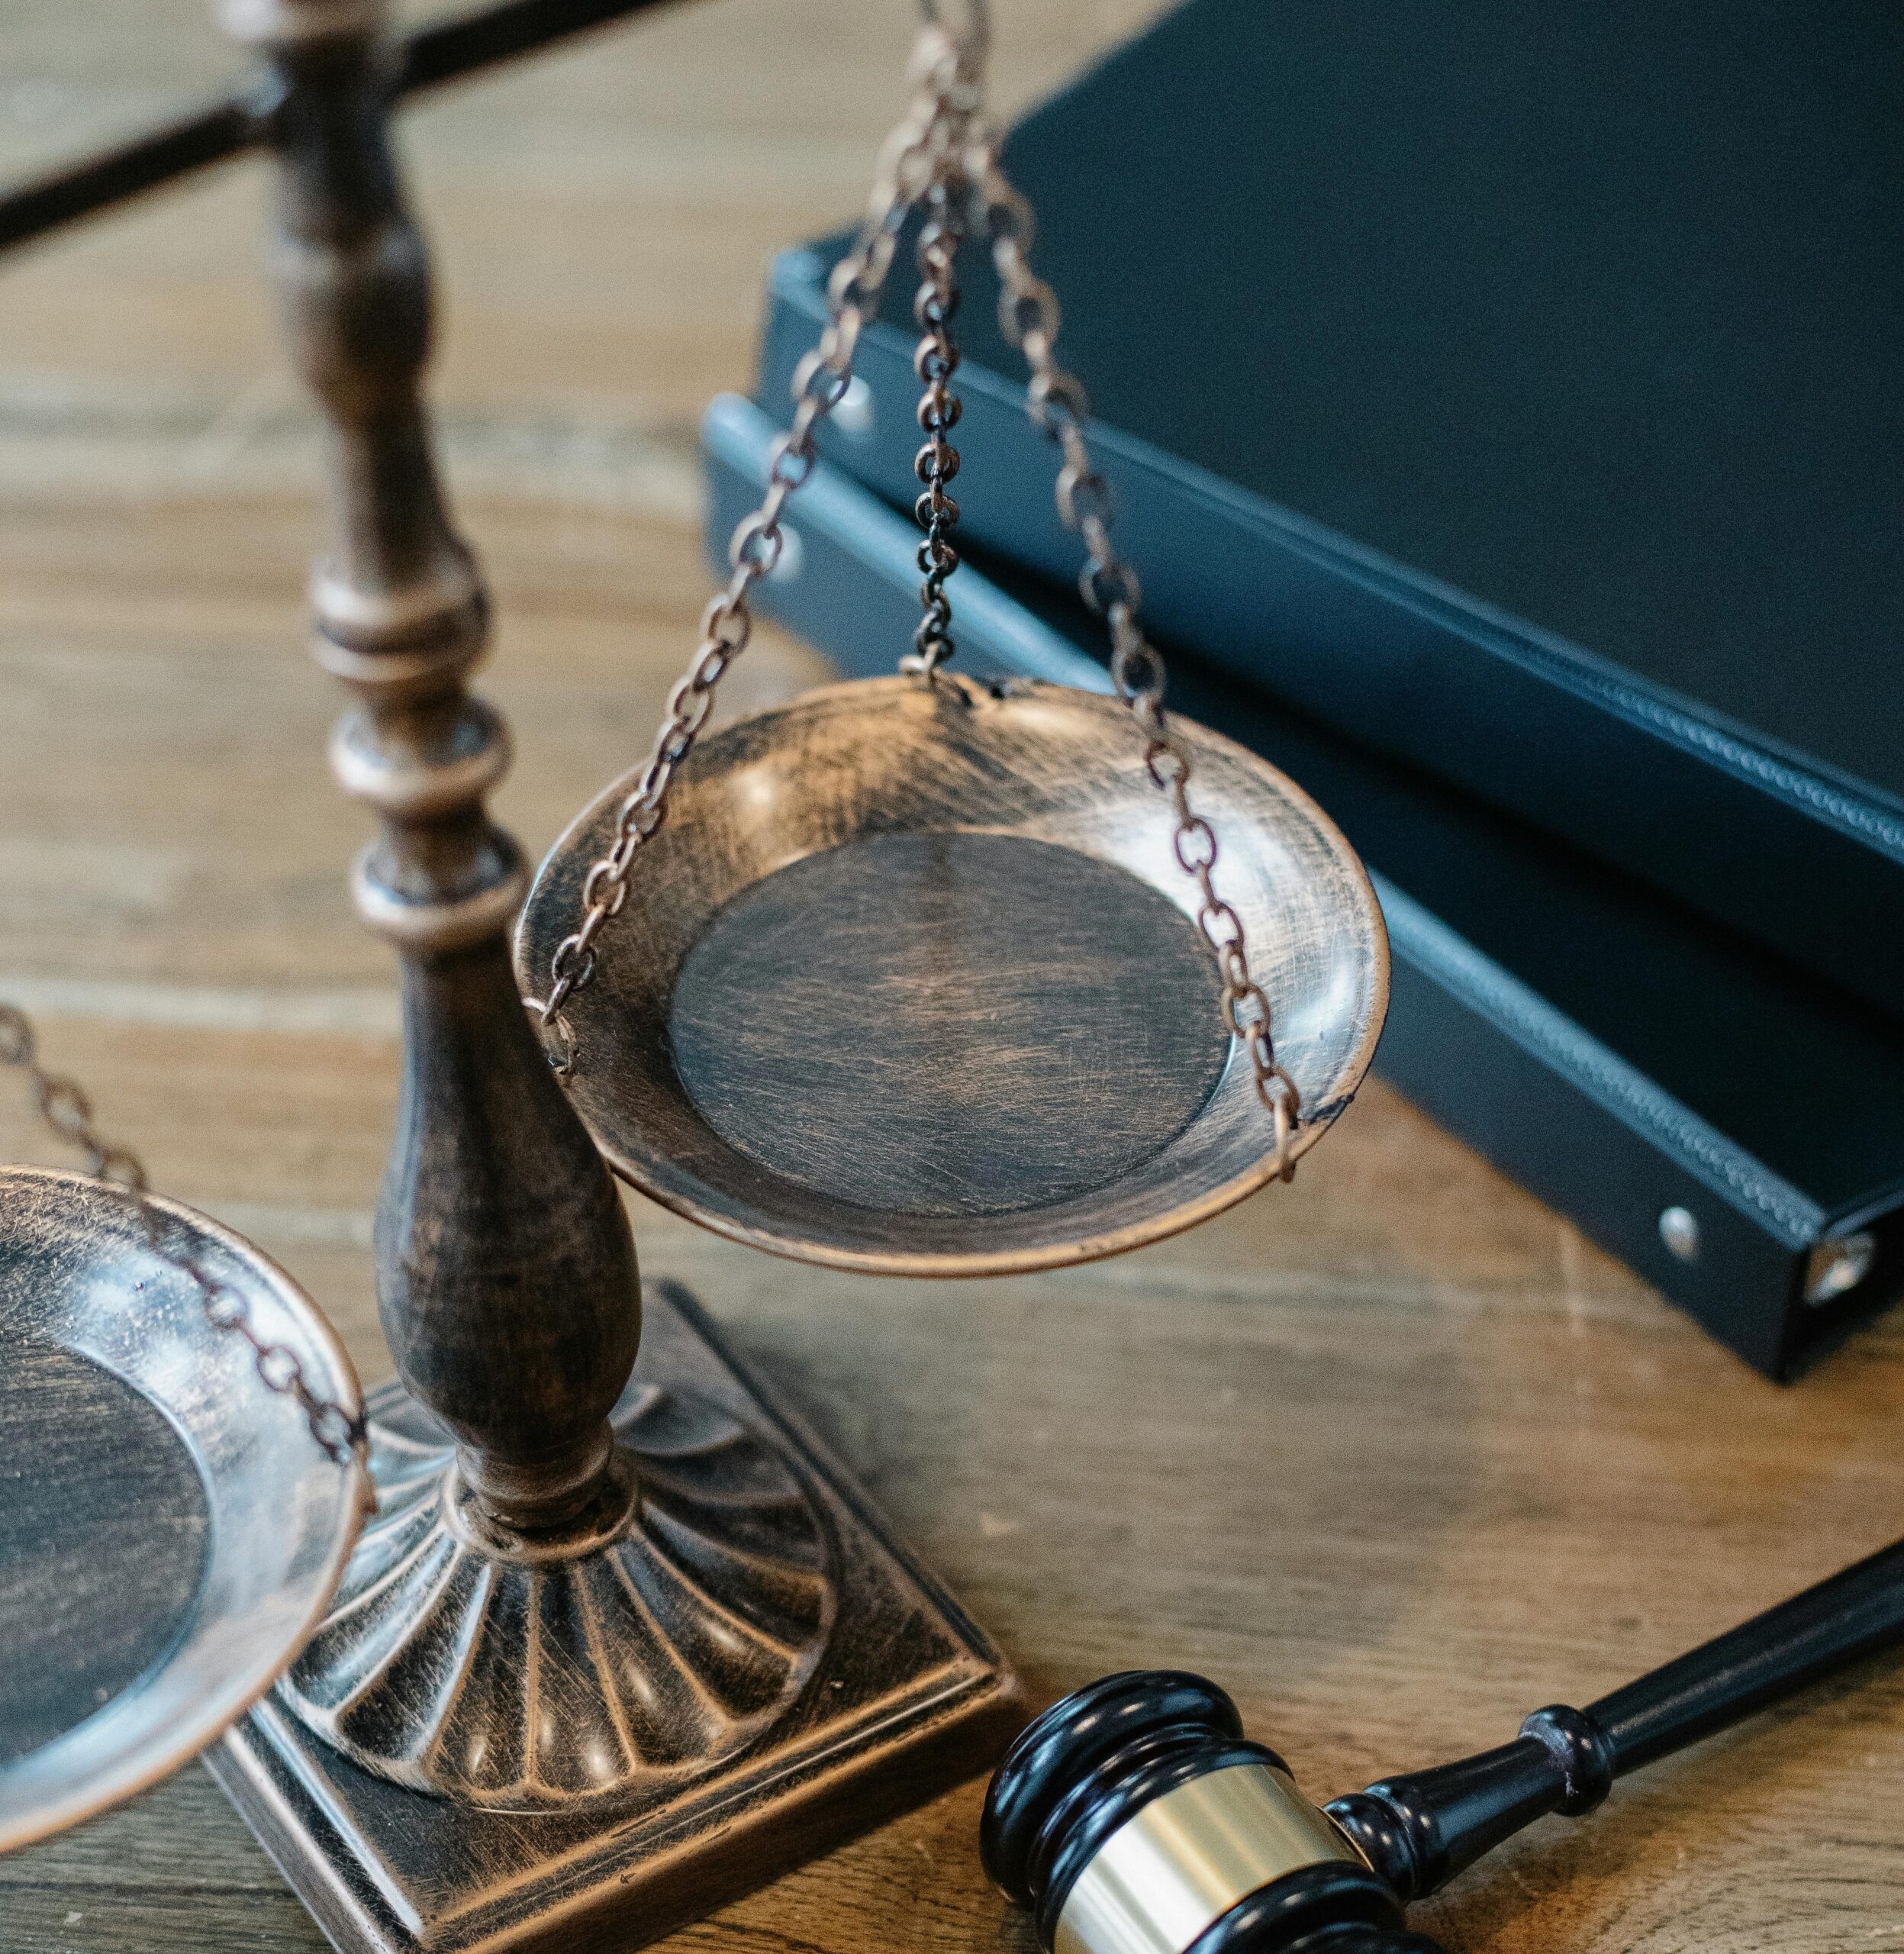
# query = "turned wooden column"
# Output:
<box><xmin>223</xmin><ymin>0</ymin><xmax>639</xmax><ymax>1531</ymax></box>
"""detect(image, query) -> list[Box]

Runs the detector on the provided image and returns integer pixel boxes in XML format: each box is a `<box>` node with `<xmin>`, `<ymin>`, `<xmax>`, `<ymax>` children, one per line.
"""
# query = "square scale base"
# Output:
<box><xmin>205</xmin><ymin>1280</ymin><xmax>1023</xmax><ymax>1954</ymax></box>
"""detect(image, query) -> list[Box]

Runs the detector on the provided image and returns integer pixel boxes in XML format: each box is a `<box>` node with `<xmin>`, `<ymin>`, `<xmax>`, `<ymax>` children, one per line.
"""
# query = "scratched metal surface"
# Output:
<box><xmin>1</xmin><ymin>2</ymin><xmax>1902</xmax><ymax>1951</ymax></box>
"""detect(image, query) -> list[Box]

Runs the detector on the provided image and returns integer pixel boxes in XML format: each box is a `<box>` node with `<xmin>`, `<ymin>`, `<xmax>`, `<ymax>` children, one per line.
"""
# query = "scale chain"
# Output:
<box><xmin>899</xmin><ymin>162</ymin><xmax>968</xmax><ymax>679</ymax></box>
<box><xmin>529</xmin><ymin>20</ymin><xmax>981</xmax><ymax>1064</ymax></box>
<box><xmin>532</xmin><ymin>11</ymin><xmax>1300</xmax><ymax>1182</ymax></box>
<box><xmin>959</xmin><ymin>129</ymin><xmax>1304</xmax><ymax>1179</ymax></box>
<box><xmin>0</xmin><ymin>1003</ymin><xmax>369</xmax><ymax>1466</ymax></box>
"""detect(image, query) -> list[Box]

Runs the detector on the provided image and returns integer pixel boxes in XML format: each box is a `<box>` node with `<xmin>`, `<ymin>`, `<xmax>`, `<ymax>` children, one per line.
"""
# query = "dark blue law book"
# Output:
<box><xmin>704</xmin><ymin>392</ymin><xmax>1904</xmax><ymax>1378</ymax></box>
<box><xmin>759</xmin><ymin>0</ymin><xmax>1904</xmax><ymax>1022</ymax></box>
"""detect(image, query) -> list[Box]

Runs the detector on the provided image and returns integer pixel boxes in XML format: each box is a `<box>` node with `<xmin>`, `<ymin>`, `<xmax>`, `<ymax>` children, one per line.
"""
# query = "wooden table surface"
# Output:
<box><xmin>2</xmin><ymin>5</ymin><xmax>1902</xmax><ymax>1951</ymax></box>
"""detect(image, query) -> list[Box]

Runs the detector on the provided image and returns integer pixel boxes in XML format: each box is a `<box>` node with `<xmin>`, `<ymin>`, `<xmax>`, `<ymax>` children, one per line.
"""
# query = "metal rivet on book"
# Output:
<box><xmin>517</xmin><ymin>1</ymin><xmax>1387</xmax><ymax>1276</ymax></box>
<box><xmin>1659</xmin><ymin>1204</ymin><xmax>1702</xmax><ymax>1261</ymax></box>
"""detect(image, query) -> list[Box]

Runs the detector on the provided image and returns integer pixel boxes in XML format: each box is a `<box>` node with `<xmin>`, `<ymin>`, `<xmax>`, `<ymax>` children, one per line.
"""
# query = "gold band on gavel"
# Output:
<box><xmin>1054</xmin><ymin>1763</ymin><xmax>1366</xmax><ymax>1954</ymax></box>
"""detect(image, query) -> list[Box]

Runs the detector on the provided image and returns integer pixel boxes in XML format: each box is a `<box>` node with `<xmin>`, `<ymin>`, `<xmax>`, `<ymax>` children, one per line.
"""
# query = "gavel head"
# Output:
<box><xmin>981</xmin><ymin>1672</ymin><xmax>1446</xmax><ymax>1954</ymax></box>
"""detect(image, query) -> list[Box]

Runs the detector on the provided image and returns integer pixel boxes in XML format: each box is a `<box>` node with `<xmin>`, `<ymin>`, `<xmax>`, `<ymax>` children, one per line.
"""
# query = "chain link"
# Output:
<box><xmin>527</xmin><ymin>21</ymin><xmax>982</xmax><ymax>1064</ymax></box>
<box><xmin>528</xmin><ymin>13</ymin><xmax>1298</xmax><ymax>1182</ymax></box>
<box><xmin>899</xmin><ymin>168</ymin><xmax>967</xmax><ymax>680</ymax></box>
<box><xmin>0</xmin><ymin>1003</ymin><xmax>369</xmax><ymax>1464</ymax></box>
<box><xmin>962</xmin><ymin>132</ymin><xmax>1303</xmax><ymax>1179</ymax></box>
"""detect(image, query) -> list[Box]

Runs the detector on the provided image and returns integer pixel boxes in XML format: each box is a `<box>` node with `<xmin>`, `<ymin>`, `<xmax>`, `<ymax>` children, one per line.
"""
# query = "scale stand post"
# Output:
<box><xmin>200</xmin><ymin>5</ymin><xmax>1021</xmax><ymax>1949</ymax></box>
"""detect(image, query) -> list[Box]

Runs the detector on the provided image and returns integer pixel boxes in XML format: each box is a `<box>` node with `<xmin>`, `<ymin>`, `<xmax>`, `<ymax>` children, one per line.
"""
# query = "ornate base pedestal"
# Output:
<box><xmin>205</xmin><ymin>1281</ymin><xmax>1022</xmax><ymax>1954</ymax></box>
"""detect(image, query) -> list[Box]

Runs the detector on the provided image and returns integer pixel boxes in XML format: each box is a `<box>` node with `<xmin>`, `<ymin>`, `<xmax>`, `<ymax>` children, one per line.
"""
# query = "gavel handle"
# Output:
<box><xmin>1587</xmin><ymin>1533</ymin><xmax>1904</xmax><ymax>1772</ymax></box>
<box><xmin>1326</xmin><ymin>1534</ymin><xmax>1904</xmax><ymax>1901</ymax></box>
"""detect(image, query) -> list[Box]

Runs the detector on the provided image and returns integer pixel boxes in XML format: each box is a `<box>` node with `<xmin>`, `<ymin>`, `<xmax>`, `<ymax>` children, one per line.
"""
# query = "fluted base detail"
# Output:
<box><xmin>278</xmin><ymin>1372</ymin><xmax>834</xmax><ymax>1807</ymax></box>
<box><xmin>211</xmin><ymin>1281</ymin><xmax>1020</xmax><ymax>1954</ymax></box>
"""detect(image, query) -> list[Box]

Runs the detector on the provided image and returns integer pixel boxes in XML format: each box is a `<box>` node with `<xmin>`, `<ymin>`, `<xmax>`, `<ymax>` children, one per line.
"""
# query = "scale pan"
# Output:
<box><xmin>0</xmin><ymin>1168</ymin><xmax>366</xmax><ymax>1852</ymax></box>
<box><xmin>518</xmin><ymin>676</ymin><xmax>1388</xmax><ymax>1275</ymax></box>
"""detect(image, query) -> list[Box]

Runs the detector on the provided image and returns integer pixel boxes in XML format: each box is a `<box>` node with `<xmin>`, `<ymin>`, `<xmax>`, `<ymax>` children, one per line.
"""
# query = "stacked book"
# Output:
<box><xmin>706</xmin><ymin>0</ymin><xmax>1904</xmax><ymax>1376</ymax></box>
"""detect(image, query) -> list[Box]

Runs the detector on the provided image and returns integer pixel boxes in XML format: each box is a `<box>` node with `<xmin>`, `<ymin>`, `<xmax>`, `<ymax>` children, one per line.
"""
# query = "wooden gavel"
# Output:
<box><xmin>981</xmin><ymin>1536</ymin><xmax>1904</xmax><ymax>1954</ymax></box>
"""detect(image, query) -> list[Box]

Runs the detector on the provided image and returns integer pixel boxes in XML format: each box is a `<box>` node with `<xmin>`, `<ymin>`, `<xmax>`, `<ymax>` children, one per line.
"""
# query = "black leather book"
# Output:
<box><xmin>704</xmin><ymin>392</ymin><xmax>1904</xmax><ymax>1378</ymax></box>
<box><xmin>762</xmin><ymin>0</ymin><xmax>1904</xmax><ymax>1021</ymax></box>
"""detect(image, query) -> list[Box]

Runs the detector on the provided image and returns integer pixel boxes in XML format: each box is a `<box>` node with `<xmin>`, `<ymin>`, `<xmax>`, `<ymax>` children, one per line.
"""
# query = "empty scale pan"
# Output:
<box><xmin>0</xmin><ymin>1166</ymin><xmax>366</xmax><ymax>1851</ymax></box>
<box><xmin>516</xmin><ymin>675</ymin><xmax>1388</xmax><ymax>1276</ymax></box>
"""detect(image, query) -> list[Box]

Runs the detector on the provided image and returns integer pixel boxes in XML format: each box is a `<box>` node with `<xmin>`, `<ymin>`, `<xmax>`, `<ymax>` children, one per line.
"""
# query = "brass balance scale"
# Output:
<box><xmin>0</xmin><ymin>2</ymin><xmax>1387</xmax><ymax>1947</ymax></box>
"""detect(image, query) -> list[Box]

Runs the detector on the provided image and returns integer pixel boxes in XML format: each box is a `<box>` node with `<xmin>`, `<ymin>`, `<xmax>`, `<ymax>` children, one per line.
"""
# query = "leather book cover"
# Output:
<box><xmin>765</xmin><ymin>0</ymin><xmax>1904</xmax><ymax>1021</ymax></box>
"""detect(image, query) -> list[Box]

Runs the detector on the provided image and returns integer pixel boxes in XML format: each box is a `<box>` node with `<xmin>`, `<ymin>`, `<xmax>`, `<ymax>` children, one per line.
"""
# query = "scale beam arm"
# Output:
<box><xmin>0</xmin><ymin>0</ymin><xmax>683</xmax><ymax>259</ymax></box>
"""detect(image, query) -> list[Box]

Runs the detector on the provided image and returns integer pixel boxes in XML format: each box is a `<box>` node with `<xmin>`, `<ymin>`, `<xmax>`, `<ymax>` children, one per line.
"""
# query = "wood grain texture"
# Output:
<box><xmin>2</xmin><ymin>2</ymin><xmax>1903</xmax><ymax>1951</ymax></box>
